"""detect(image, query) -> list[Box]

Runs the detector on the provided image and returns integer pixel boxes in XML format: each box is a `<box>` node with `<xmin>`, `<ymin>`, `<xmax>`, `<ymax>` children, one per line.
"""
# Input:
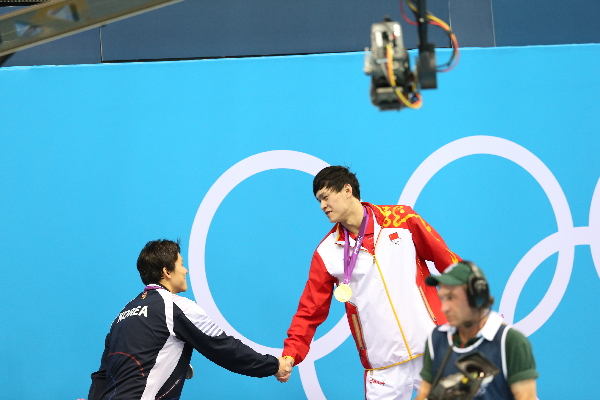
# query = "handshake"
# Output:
<box><xmin>275</xmin><ymin>356</ymin><xmax>294</xmax><ymax>383</ymax></box>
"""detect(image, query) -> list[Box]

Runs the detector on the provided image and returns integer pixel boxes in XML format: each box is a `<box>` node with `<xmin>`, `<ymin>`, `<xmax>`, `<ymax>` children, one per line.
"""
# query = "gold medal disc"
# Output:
<box><xmin>334</xmin><ymin>283</ymin><xmax>353</xmax><ymax>302</ymax></box>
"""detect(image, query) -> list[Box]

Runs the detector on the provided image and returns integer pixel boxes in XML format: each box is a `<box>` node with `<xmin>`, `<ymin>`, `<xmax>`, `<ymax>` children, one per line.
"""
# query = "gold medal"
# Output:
<box><xmin>334</xmin><ymin>283</ymin><xmax>353</xmax><ymax>302</ymax></box>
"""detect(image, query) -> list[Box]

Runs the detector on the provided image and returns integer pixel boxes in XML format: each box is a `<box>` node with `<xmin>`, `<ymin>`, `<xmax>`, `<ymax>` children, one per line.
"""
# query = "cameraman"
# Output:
<box><xmin>415</xmin><ymin>261</ymin><xmax>538</xmax><ymax>400</ymax></box>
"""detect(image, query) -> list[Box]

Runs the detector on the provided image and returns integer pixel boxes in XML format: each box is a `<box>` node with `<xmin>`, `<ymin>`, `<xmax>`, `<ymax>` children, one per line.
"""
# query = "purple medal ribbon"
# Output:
<box><xmin>342</xmin><ymin>206</ymin><xmax>369</xmax><ymax>285</ymax></box>
<box><xmin>144</xmin><ymin>285</ymin><xmax>163</xmax><ymax>291</ymax></box>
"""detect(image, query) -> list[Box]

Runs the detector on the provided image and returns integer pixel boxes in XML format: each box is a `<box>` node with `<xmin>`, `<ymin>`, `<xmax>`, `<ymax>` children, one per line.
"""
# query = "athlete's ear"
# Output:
<box><xmin>344</xmin><ymin>183</ymin><xmax>353</xmax><ymax>198</ymax></box>
<box><xmin>162</xmin><ymin>267</ymin><xmax>171</xmax><ymax>280</ymax></box>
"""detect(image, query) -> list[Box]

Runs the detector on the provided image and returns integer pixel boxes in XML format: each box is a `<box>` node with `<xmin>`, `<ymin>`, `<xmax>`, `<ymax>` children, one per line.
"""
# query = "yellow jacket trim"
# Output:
<box><xmin>373</xmin><ymin>255</ymin><xmax>413</xmax><ymax>359</ymax></box>
<box><xmin>365</xmin><ymin>353</ymin><xmax>424</xmax><ymax>371</ymax></box>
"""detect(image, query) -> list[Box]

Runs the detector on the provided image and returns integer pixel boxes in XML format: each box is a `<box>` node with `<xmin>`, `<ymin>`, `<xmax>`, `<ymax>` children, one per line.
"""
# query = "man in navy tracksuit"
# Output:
<box><xmin>88</xmin><ymin>239</ymin><xmax>289</xmax><ymax>400</ymax></box>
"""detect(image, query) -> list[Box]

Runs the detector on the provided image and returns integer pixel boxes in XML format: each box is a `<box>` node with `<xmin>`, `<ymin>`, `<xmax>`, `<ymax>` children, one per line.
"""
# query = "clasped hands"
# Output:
<box><xmin>275</xmin><ymin>356</ymin><xmax>294</xmax><ymax>383</ymax></box>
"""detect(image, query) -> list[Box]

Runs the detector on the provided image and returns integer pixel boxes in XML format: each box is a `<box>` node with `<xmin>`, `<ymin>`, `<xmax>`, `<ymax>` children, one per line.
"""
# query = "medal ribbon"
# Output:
<box><xmin>342</xmin><ymin>206</ymin><xmax>369</xmax><ymax>285</ymax></box>
<box><xmin>144</xmin><ymin>285</ymin><xmax>164</xmax><ymax>291</ymax></box>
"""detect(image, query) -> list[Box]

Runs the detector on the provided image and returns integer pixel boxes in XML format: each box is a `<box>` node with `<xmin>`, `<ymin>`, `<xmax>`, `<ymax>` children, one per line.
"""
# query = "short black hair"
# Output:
<box><xmin>137</xmin><ymin>239</ymin><xmax>181</xmax><ymax>285</ymax></box>
<box><xmin>313</xmin><ymin>166</ymin><xmax>361</xmax><ymax>200</ymax></box>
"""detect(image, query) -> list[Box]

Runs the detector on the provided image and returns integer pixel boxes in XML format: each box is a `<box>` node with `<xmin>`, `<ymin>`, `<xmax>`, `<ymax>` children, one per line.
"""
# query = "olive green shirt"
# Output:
<box><xmin>420</xmin><ymin>324</ymin><xmax>538</xmax><ymax>386</ymax></box>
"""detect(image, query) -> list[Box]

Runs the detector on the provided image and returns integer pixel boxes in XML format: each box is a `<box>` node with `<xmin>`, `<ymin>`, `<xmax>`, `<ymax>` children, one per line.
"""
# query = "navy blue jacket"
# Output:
<box><xmin>88</xmin><ymin>286</ymin><xmax>278</xmax><ymax>400</ymax></box>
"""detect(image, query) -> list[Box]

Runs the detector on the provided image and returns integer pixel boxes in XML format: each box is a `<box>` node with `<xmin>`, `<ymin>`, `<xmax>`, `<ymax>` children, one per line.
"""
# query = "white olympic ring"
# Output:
<box><xmin>189</xmin><ymin>137</ymin><xmax>599</xmax><ymax>399</ymax></box>
<box><xmin>188</xmin><ymin>150</ymin><xmax>345</xmax><ymax>399</ymax></box>
<box><xmin>398</xmin><ymin>135</ymin><xmax>600</xmax><ymax>335</ymax></box>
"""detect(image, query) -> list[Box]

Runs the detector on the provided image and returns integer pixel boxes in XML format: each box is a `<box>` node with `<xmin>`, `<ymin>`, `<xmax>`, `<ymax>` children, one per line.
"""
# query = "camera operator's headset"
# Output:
<box><xmin>462</xmin><ymin>261</ymin><xmax>491</xmax><ymax>309</ymax></box>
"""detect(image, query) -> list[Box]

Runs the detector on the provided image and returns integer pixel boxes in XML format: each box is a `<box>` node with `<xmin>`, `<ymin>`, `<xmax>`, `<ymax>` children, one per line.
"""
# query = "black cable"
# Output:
<box><xmin>430</xmin><ymin>343</ymin><xmax>454</xmax><ymax>395</ymax></box>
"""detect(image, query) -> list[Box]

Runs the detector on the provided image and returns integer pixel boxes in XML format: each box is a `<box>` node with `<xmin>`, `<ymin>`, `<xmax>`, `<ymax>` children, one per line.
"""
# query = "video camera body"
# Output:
<box><xmin>363</xmin><ymin>19</ymin><xmax>413</xmax><ymax>110</ymax></box>
<box><xmin>428</xmin><ymin>352</ymin><xmax>499</xmax><ymax>400</ymax></box>
<box><xmin>364</xmin><ymin>0</ymin><xmax>459</xmax><ymax>111</ymax></box>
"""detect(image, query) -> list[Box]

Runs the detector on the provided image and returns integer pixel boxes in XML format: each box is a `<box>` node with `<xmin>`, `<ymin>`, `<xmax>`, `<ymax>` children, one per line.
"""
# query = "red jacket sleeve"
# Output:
<box><xmin>405</xmin><ymin>206</ymin><xmax>460</xmax><ymax>324</ymax></box>
<box><xmin>404</xmin><ymin>206</ymin><xmax>460</xmax><ymax>273</ymax></box>
<box><xmin>282</xmin><ymin>250</ymin><xmax>336</xmax><ymax>365</ymax></box>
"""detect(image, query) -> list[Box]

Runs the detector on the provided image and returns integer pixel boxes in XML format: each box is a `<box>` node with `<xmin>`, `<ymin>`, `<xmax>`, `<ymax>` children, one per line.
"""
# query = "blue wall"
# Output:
<box><xmin>0</xmin><ymin>43</ymin><xmax>599</xmax><ymax>399</ymax></box>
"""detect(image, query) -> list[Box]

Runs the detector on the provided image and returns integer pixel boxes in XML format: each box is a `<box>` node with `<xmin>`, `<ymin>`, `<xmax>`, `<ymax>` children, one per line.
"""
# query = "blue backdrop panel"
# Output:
<box><xmin>0</xmin><ymin>44</ymin><xmax>598</xmax><ymax>400</ymax></box>
<box><xmin>448</xmin><ymin>0</ymin><xmax>494</xmax><ymax>47</ymax></box>
<box><xmin>493</xmin><ymin>0</ymin><xmax>600</xmax><ymax>46</ymax></box>
<box><xmin>3</xmin><ymin>1</ymin><xmax>600</xmax><ymax>66</ymax></box>
<box><xmin>99</xmin><ymin>0</ymin><xmax>449</xmax><ymax>61</ymax></box>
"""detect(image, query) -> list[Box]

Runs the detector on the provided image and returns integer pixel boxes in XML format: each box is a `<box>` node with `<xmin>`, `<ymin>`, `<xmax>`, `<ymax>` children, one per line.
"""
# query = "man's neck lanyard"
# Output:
<box><xmin>334</xmin><ymin>206</ymin><xmax>369</xmax><ymax>302</ymax></box>
<box><xmin>144</xmin><ymin>283</ymin><xmax>167</xmax><ymax>291</ymax></box>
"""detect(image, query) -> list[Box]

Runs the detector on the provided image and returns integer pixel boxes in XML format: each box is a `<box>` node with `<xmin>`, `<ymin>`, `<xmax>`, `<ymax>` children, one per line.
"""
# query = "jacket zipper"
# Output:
<box><xmin>351</xmin><ymin>314</ymin><xmax>365</xmax><ymax>350</ymax></box>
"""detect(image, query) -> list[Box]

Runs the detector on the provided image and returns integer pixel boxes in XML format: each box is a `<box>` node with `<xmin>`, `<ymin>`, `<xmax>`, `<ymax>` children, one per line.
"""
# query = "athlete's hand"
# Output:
<box><xmin>275</xmin><ymin>357</ymin><xmax>293</xmax><ymax>382</ymax></box>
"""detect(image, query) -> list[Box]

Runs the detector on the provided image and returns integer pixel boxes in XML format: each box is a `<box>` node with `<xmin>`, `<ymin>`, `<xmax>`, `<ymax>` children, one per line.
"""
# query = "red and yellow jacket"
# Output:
<box><xmin>283</xmin><ymin>203</ymin><xmax>460</xmax><ymax>370</ymax></box>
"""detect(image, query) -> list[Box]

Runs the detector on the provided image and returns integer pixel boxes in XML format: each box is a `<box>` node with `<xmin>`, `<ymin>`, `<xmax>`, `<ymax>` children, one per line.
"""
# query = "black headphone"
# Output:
<box><xmin>463</xmin><ymin>261</ymin><xmax>491</xmax><ymax>309</ymax></box>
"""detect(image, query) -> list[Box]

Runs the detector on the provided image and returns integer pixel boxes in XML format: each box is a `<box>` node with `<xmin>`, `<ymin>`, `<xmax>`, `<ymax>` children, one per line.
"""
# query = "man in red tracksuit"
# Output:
<box><xmin>279</xmin><ymin>166</ymin><xmax>460</xmax><ymax>399</ymax></box>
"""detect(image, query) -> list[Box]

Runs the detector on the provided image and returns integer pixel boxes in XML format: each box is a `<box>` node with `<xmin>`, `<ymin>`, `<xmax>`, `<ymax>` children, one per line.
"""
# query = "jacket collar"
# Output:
<box><xmin>439</xmin><ymin>311</ymin><xmax>504</xmax><ymax>341</ymax></box>
<box><xmin>334</xmin><ymin>203</ymin><xmax>377</xmax><ymax>247</ymax></box>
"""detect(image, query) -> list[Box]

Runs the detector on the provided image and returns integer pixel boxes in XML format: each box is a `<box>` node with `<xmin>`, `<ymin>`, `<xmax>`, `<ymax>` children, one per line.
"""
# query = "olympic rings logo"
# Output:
<box><xmin>188</xmin><ymin>135</ymin><xmax>600</xmax><ymax>399</ymax></box>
